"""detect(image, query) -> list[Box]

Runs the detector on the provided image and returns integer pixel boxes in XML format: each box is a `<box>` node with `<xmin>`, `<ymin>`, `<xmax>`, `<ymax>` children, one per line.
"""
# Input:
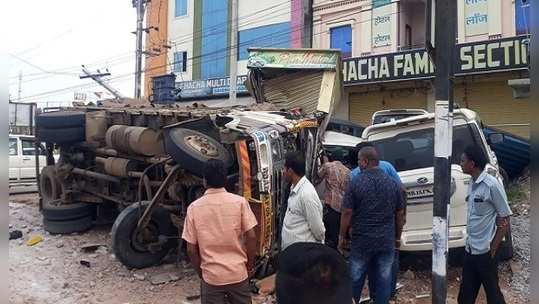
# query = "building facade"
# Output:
<box><xmin>314</xmin><ymin>0</ymin><xmax>530</xmax><ymax>138</ymax></box>
<box><xmin>145</xmin><ymin>0</ymin><xmax>313</xmax><ymax>104</ymax></box>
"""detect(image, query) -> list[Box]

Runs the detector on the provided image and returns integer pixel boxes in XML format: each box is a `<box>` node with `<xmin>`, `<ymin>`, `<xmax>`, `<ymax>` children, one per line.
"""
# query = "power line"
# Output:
<box><xmin>9</xmin><ymin>53</ymin><xmax>80</xmax><ymax>76</ymax></box>
<box><xmin>18</xmin><ymin>8</ymin><xmax>402</xmax><ymax>101</ymax></box>
<box><xmin>9</xmin><ymin>0</ymin><xmax>292</xmax><ymax>82</ymax></box>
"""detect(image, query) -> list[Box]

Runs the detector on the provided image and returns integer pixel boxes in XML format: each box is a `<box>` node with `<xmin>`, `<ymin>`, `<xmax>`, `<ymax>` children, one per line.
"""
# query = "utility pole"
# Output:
<box><xmin>80</xmin><ymin>66</ymin><xmax>125</xmax><ymax>99</ymax></box>
<box><xmin>134</xmin><ymin>0</ymin><xmax>146</xmax><ymax>99</ymax></box>
<box><xmin>228</xmin><ymin>0</ymin><xmax>238</xmax><ymax>103</ymax></box>
<box><xmin>432</xmin><ymin>0</ymin><xmax>456</xmax><ymax>303</ymax></box>
<box><xmin>17</xmin><ymin>71</ymin><xmax>22</xmax><ymax>101</ymax></box>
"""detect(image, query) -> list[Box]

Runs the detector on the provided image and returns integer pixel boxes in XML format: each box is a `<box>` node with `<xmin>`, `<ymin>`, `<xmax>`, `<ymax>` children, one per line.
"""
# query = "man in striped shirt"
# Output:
<box><xmin>281</xmin><ymin>151</ymin><xmax>325</xmax><ymax>250</ymax></box>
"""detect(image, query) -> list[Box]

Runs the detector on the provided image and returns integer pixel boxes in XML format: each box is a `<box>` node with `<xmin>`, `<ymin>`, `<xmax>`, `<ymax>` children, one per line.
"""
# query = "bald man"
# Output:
<box><xmin>339</xmin><ymin>147</ymin><xmax>406</xmax><ymax>304</ymax></box>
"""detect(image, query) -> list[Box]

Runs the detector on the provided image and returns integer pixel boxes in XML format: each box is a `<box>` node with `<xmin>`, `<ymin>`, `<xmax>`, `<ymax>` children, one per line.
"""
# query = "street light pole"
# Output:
<box><xmin>229</xmin><ymin>0</ymin><xmax>238</xmax><ymax>103</ymax></box>
<box><xmin>432</xmin><ymin>0</ymin><xmax>456</xmax><ymax>303</ymax></box>
<box><xmin>134</xmin><ymin>0</ymin><xmax>145</xmax><ymax>99</ymax></box>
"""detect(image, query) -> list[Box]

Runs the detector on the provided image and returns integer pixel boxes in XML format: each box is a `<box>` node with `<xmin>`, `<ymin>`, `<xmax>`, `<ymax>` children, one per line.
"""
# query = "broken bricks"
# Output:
<box><xmin>149</xmin><ymin>272</ymin><xmax>182</xmax><ymax>285</ymax></box>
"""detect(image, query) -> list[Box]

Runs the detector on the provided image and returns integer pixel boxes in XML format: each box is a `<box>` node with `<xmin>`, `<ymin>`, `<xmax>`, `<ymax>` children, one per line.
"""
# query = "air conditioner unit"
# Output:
<box><xmin>507</xmin><ymin>78</ymin><xmax>530</xmax><ymax>99</ymax></box>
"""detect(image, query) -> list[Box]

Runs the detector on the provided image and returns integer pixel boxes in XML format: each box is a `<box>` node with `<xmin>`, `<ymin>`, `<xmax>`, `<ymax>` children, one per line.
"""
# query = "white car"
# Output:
<box><xmin>9</xmin><ymin>134</ymin><xmax>57</xmax><ymax>182</ymax></box>
<box><xmin>323</xmin><ymin>109</ymin><xmax>512</xmax><ymax>257</ymax></box>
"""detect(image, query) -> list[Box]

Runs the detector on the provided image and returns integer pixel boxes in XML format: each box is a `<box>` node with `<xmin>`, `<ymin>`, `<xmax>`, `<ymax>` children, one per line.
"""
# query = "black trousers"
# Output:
<box><xmin>458</xmin><ymin>251</ymin><xmax>506</xmax><ymax>304</ymax></box>
<box><xmin>201</xmin><ymin>279</ymin><xmax>251</xmax><ymax>304</ymax></box>
<box><xmin>324</xmin><ymin>206</ymin><xmax>341</xmax><ymax>249</ymax></box>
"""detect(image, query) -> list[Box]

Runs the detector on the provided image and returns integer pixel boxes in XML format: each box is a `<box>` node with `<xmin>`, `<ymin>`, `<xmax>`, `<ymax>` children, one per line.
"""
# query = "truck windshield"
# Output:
<box><xmin>371</xmin><ymin>124</ymin><xmax>487</xmax><ymax>172</ymax></box>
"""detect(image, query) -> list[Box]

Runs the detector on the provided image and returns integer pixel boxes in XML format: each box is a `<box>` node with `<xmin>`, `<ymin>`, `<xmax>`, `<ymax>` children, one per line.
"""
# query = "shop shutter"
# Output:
<box><xmin>455</xmin><ymin>80</ymin><xmax>530</xmax><ymax>139</ymax></box>
<box><xmin>348</xmin><ymin>89</ymin><xmax>428</xmax><ymax>127</ymax></box>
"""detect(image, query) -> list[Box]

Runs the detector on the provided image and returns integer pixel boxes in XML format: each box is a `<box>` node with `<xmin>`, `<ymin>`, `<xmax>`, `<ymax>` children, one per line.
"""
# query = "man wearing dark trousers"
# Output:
<box><xmin>317</xmin><ymin>151</ymin><xmax>350</xmax><ymax>249</ymax></box>
<box><xmin>339</xmin><ymin>147</ymin><xmax>406</xmax><ymax>304</ymax></box>
<box><xmin>182</xmin><ymin>159</ymin><xmax>258</xmax><ymax>304</ymax></box>
<box><xmin>351</xmin><ymin>142</ymin><xmax>406</xmax><ymax>301</ymax></box>
<box><xmin>458</xmin><ymin>146</ymin><xmax>512</xmax><ymax>304</ymax></box>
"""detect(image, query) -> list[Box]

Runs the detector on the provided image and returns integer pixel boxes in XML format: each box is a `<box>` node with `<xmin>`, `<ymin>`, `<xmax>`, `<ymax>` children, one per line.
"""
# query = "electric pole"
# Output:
<box><xmin>432</xmin><ymin>0</ymin><xmax>456</xmax><ymax>303</ymax></box>
<box><xmin>17</xmin><ymin>71</ymin><xmax>22</xmax><ymax>101</ymax></box>
<box><xmin>134</xmin><ymin>0</ymin><xmax>146</xmax><ymax>99</ymax></box>
<box><xmin>80</xmin><ymin>66</ymin><xmax>125</xmax><ymax>99</ymax></box>
<box><xmin>228</xmin><ymin>0</ymin><xmax>238</xmax><ymax>103</ymax></box>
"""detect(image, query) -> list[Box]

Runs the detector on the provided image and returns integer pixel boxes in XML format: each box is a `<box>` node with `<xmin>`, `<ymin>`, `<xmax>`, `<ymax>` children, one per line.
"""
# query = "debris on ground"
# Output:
<box><xmin>9</xmin><ymin>230</ymin><xmax>23</xmax><ymax>240</ymax></box>
<box><xmin>255</xmin><ymin>274</ymin><xmax>276</xmax><ymax>295</ymax></box>
<box><xmin>80</xmin><ymin>243</ymin><xmax>107</xmax><ymax>253</ymax></box>
<box><xmin>79</xmin><ymin>260</ymin><xmax>91</xmax><ymax>268</ymax></box>
<box><xmin>403</xmin><ymin>269</ymin><xmax>415</xmax><ymax>280</ymax></box>
<box><xmin>26</xmin><ymin>235</ymin><xmax>43</xmax><ymax>246</ymax></box>
<box><xmin>149</xmin><ymin>272</ymin><xmax>182</xmax><ymax>285</ymax></box>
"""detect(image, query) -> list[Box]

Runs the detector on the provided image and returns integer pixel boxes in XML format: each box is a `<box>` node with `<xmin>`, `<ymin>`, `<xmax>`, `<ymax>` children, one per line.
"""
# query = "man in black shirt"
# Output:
<box><xmin>339</xmin><ymin>147</ymin><xmax>405</xmax><ymax>304</ymax></box>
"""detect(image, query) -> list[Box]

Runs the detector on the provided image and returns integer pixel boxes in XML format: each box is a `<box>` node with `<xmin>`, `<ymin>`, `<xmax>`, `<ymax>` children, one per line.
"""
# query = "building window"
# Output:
<box><xmin>175</xmin><ymin>0</ymin><xmax>187</xmax><ymax>17</ymax></box>
<box><xmin>238</xmin><ymin>22</ymin><xmax>291</xmax><ymax>60</ymax></box>
<box><xmin>173</xmin><ymin>51</ymin><xmax>187</xmax><ymax>73</ymax></box>
<box><xmin>405</xmin><ymin>24</ymin><xmax>412</xmax><ymax>49</ymax></box>
<box><xmin>330</xmin><ymin>25</ymin><xmax>352</xmax><ymax>58</ymax></box>
<box><xmin>516</xmin><ymin>0</ymin><xmax>530</xmax><ymax>35</ymax></box>
<box><xmin>201</xmin><ymin>0</ymin><xmax>228</xmax><ymax>79</ymax></box>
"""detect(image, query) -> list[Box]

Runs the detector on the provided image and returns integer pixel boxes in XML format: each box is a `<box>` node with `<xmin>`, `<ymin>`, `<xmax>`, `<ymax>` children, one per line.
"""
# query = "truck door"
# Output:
<box><xmin>9</xmin><ymin>137</ymin><xmax>20</xmax><ymax>180</ymax></box>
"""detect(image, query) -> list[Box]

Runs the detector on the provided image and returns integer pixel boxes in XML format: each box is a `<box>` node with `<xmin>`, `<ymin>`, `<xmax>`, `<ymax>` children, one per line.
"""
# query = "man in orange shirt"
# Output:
<box><xmin>182</xmin><ymin>159</ymin><xmax>258</xmax><ymax>304</ymax></box>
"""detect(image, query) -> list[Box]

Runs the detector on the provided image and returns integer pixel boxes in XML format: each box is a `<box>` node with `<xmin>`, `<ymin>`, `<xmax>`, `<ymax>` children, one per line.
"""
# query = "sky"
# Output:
<box><xmin>5</xmin><ymin>0</ymin><xmax>137</xmax><ymax>107</ymax></box>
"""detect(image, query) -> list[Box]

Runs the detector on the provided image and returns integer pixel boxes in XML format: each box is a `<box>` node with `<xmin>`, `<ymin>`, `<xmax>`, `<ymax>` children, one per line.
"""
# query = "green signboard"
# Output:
<box><xmin>247</xmin><ymin>48</ymin><xmax>339</xmax><ymax>69</ymax></box>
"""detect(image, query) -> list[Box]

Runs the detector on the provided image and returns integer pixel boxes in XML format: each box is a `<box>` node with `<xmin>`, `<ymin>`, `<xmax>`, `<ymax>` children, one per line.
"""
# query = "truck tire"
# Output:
<box><xmin>42</xmin><ymin>201</ymin><xmax>96</xmax><ymax>221</ymax></box>
<box><xmin>37</xmin><ymin>126</ymin><xmax>85</xmax><ymax>144</ymax></box>
<box><xmin>40</xmin><ymin>166</ymin><xmax>61</xmax><ymax>204</ymax></box>
<box><xmin>43</xmin><ymin>215</ymin><xmax>94</xmax><ymax>234</ymax></box>
<box><xmin>165</xmin><ymin>127</ymin><xmax>232</xmax><ymax>176</ymax></box>
<box><xmin>36</xmin><ymin>111</ymin><xmax>85</xmax><ymax>129</ymax></box>
<box><xmin>111</xmin><ymin>203</ymin><xmax>177</xmax><ymax>269</ymax></box>
<box><xmin>498</xmin><ymin>226</ymin><xmax>514</xmax><ymax>261</ymax></box>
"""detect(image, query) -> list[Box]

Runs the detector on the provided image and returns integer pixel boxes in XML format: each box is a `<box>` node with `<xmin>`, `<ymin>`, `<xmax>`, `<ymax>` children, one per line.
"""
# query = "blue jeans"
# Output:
<box><xmin>368</xmin><ymin>250</ymin><xmax>399</xmax><ymax>300</ymax></box>
<box><xmin>350</xmin><ymin>251</ymin><xmax>394</xmax><ymax>304</ymax></box>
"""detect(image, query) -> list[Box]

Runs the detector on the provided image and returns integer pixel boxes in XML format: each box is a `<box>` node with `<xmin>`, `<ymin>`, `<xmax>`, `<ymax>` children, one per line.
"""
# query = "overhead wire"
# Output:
<box><xmin>19</xmin><ymin>5</ymin><xmax>396</xmax><ymax>101</ymax></box>
<box><xmin>10</xmin><ymin>0</ymin><xmax>292</xmax><ymax>82</ymax></box>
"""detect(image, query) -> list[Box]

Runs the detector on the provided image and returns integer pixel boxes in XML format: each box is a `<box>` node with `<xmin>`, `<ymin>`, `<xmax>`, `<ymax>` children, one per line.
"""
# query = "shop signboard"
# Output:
<box><xmin>343</xmin><ymin>35</ymin><xmax>529</xmax><ymax>85</ymax></box>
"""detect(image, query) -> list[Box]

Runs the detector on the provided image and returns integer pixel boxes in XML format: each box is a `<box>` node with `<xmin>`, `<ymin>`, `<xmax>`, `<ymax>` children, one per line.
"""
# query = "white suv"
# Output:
<box><xmin>363</xmin><ymin>108</ymin><xmax>505</xmax><ymax>252</ymax></box>
<box><xmin>324</xmin><ymin>109</ymin><xmax>508</xmax><ymax>254</ymax></box>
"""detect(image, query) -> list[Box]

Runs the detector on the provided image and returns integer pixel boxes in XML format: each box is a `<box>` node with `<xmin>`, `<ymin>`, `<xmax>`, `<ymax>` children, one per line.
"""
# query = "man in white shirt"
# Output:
<box><xmin>281</xmin><ymin>151</ymin><xmax>325</xmax><ymax>250</ymax></box>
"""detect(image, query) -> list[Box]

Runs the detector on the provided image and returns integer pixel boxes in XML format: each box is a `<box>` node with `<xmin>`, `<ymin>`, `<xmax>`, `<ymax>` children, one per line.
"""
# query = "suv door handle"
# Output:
<box><xmin>22</xmin><ymin>157</ymin><xmax>32</xmax><ymax>161</ymax></box>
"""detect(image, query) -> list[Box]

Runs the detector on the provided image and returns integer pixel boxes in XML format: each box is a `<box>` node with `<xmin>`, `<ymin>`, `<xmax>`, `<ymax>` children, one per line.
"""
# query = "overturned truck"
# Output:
<box><xmin>35</xmin><ymin>48</ymin><xmax>342</xmax><ymax>273</ymax></box>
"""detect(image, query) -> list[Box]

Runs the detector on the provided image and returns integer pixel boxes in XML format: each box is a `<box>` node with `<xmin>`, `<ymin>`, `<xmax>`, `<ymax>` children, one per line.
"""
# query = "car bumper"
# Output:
<box><xmin>400</xmin><ymin>226</ymin><xmax>467</xmax><ymax>251</ymax></box>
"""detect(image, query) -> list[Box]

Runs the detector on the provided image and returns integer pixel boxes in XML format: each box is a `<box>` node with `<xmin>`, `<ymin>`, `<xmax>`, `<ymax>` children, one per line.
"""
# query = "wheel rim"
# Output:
<box><xmin>130</xmin><ymin>221</ymin><xmax>162</xmax><ymax>253</ymax></box>
<box><xmin>185</xmin><ymin>135</ymin><xmax>219</xmax><ymax>157</ymax></box>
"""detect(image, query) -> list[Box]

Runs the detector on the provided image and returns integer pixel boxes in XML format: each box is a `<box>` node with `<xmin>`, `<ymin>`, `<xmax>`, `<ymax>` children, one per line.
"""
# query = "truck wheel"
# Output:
<box><xmin>37</xmin><ymin>126</ymin><xmax>85</xmax><ymax>144</ymax></box>
<box><xmin>111</xmin><ymin>203</ymin><xmax>178</xmax><ymax>269</ymax></box>
<box><xmin>40</xmin><ymin>166</ymin><xmax>61</xmax><ymax>203</ymax></box>
<box><xmin>43</xmin><ymin>215</ymin><xmax>94</xmax><ymax>234</ymax></box>
<box><xmin>498</xmin><ymin>226</ymin><xmax>514</xmax><ymax>261</ymax></box>
<box><xmin>165</xmin><ymin>128</ymin><xmax>232</xmax><ymax>176</ymax></box>
<box><xmin>36</xmin><ymin>111</ymin><xmax>85</xmax><ymax>129</ymax></box>
<box><xmin>42</xmin><ymin>201</ymin><xmax>96</xmax><ymax>221</ymax></box>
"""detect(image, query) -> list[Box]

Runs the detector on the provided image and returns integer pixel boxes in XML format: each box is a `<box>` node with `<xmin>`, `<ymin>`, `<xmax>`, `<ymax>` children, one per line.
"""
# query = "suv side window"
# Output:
<box><xmin>21</xmin><ymin>139</ymin><xmax>44</xmax><ymax>155</ymax></box>
<box><xmin>9</xmin><ymin>138</ymin><xmax>18</xmax><ymax>156</ymax></box>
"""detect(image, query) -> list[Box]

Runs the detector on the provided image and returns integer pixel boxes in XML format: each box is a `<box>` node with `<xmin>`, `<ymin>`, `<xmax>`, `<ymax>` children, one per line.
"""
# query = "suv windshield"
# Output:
<box><xmin>372</xmin><ymin>124</ymin><xmax>487</xmax><ymax>172</ymax></box>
